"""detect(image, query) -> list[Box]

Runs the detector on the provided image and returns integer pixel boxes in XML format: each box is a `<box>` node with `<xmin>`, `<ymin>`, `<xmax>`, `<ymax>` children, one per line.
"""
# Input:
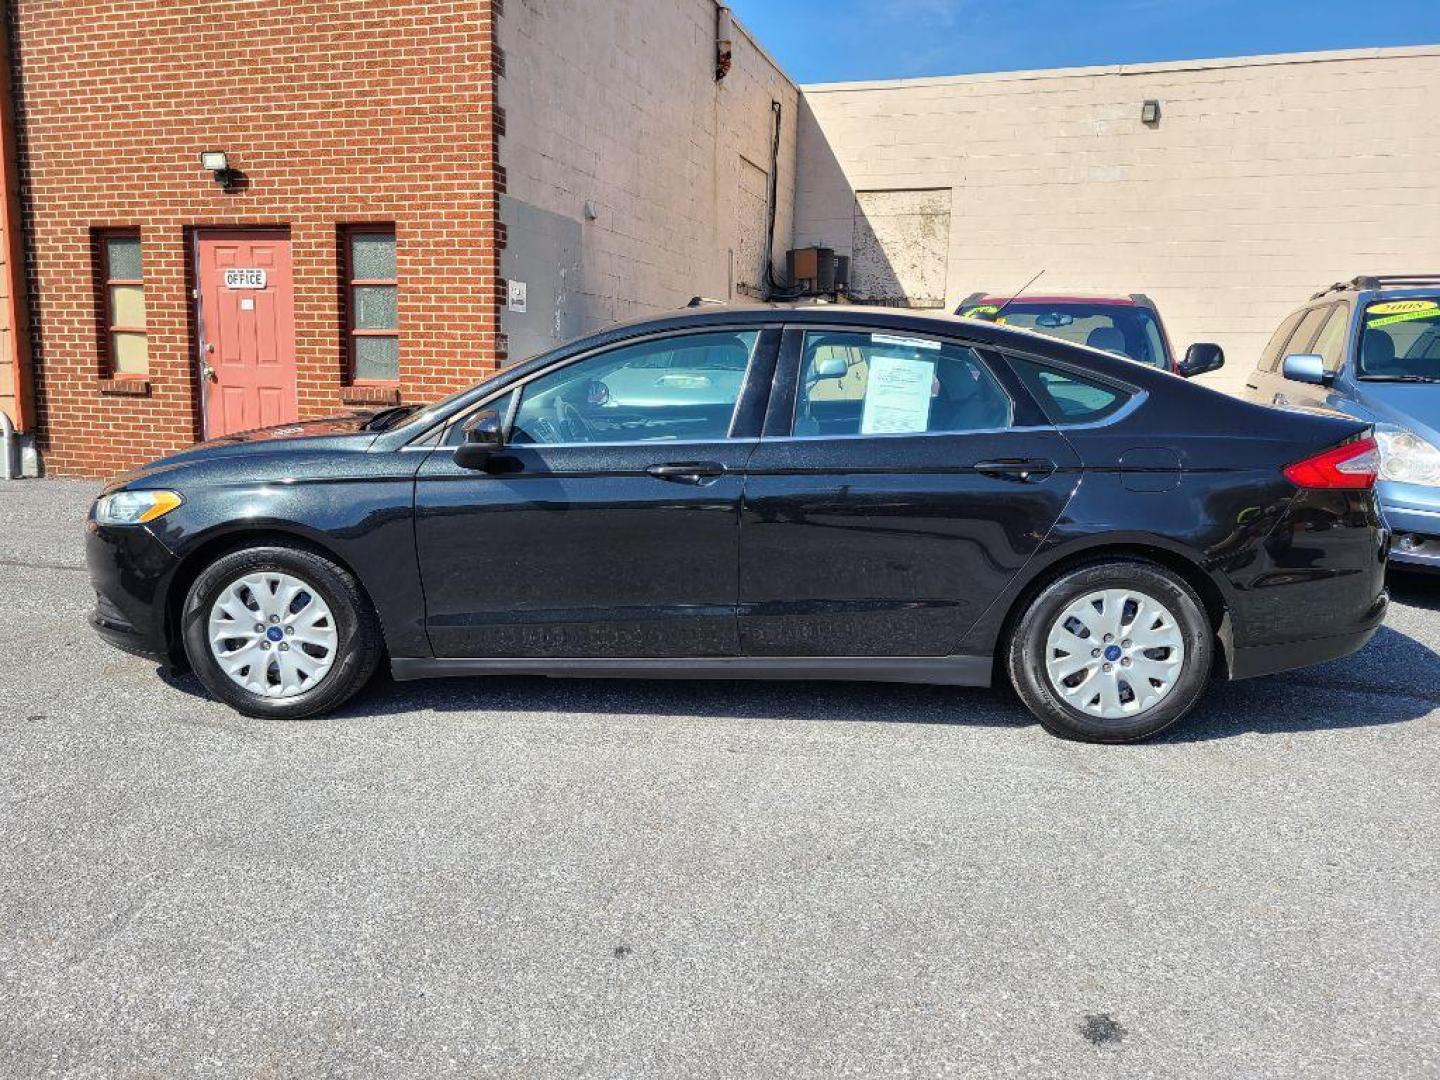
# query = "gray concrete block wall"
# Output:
<box><xmin>795</xmin><ymin>47</ymin><xmax>1440</xmax><ymax>395</ymax></box>
<box><xmin>499</xmin><ymin>0</ymin><xmax>797</xmax><ymax>362</ymax></box>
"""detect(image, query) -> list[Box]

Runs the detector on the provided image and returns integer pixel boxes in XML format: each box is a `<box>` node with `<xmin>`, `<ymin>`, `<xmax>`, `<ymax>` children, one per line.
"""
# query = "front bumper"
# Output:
<box><xmin>1380</xmin><ymin>499</ymin><xmax>1440</xmax><ymax>570</ymax></box>
<box><xmin>86</xmin><ymin>517</ymin><xmax>182</xmax><ymax>665</ymax></box>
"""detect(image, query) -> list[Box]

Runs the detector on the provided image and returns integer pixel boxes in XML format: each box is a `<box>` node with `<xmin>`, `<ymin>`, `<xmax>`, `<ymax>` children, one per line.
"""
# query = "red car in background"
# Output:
<box><xmin>957</xmin><ymin>292</ymin><xmax>1225</xmax><ymax>379</ymax></box>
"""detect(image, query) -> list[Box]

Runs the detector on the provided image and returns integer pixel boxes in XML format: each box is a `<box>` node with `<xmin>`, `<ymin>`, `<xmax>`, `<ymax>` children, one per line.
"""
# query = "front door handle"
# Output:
<box><xmin>974</xmin><ymin>458</ymin><xmax>1056</xmax><ymax>483</ymax></box>
<box><xmin>1273</xmin><ymin>392</ymin><xmax>1289</xmax><ymax>406</ymax></box>
<box><xmin>646</xmin><ymin>461</ymin><xmax>726</xmax><ymax>484</ymax></box>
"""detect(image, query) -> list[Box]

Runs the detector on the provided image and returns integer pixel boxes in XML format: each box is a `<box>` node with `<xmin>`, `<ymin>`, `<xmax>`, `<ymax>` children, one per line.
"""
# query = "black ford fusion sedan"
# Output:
<box><xmin>87</xmin><ymin>305</ymin><xmax>1389</xmax><ymax>742</ymax></box>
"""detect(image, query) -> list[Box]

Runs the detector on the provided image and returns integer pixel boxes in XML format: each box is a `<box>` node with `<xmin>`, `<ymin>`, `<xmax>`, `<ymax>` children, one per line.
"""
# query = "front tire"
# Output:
<box><xmin>181</xmin><ymin>545</ymin><xmax>382</xmax><ymax>720</ymax></box>
<box><xmin>1006</xmin><ymin>560</ymin><xmax>1214</xmax><ymax>742</ymax></box>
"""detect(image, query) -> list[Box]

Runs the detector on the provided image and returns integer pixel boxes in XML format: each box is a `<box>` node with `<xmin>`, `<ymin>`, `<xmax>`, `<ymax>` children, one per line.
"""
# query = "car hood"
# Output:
<box><xmin>104</xmin><ymin>414</ymin><xmax>381</xmax><ymax>492</ymax></box>
<box><xmin>1348</xmin><ymin>383</ymin><xmax>1440</xmax><ymax>443</ymax></box>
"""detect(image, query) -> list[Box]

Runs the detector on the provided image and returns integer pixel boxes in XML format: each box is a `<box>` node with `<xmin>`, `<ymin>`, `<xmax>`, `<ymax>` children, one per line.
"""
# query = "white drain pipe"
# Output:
<box><xmin>0</xmin><ymin>408</ymin><xmax>16</xmax><ymax>480</ymax></box>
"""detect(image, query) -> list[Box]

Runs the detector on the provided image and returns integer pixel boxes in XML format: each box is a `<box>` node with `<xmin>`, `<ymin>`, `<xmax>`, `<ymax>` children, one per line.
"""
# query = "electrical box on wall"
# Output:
<box><xmin>787</xmin><ymin>246</ymin><xmax>845</xmax><ymax>298</ymax></box>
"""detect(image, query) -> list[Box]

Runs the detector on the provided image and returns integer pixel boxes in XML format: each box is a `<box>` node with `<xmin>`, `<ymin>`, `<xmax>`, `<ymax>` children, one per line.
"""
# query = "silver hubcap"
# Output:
<box><xmin>207</xmin><ymin>571</ymin><xmax>338</xmax><ymax>699</ymax></box>
<box><xmin>1044</xmin><ymin>588</ymin><xmax>1186</xmax><ymax>721</ymax></box>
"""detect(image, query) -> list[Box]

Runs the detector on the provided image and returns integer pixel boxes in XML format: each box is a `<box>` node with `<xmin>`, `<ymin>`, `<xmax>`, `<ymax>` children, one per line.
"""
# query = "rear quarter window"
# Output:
<box><xmin>1006</xmin><ymin>357</ymin><xmax>1133</xmax><ymax>425</ymax></box>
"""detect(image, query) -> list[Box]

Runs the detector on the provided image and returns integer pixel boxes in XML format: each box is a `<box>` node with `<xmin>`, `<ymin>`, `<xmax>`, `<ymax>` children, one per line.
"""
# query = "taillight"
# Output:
<box><xmin>1283</xmin><ymin>436</ymin><xmax>1380</xmax><ymax>490</ymax></box>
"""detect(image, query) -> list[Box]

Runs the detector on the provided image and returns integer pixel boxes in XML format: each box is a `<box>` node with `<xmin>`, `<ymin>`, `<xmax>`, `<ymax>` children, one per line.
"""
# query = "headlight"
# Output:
<box><xmin>94</xmin><ymin>489</ymin><xmax>184</xmax><ymax>525</ymax></box>
<box><xmin>1374</xmin><ymin>429</ymin><xmax>1440</xmax><ymax>487</ymax></box>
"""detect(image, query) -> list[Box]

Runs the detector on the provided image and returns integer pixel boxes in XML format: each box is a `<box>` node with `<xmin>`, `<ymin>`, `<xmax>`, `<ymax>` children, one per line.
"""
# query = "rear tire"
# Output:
<box><xmin>181</xmin><ymin>545</ymin><xmax>382</xmax><ymax>720</ymax></box>
<box><xmin>1006</xmin><ymin>559</ymin><xmax>1213</xmax><ymax>743</ymax></box>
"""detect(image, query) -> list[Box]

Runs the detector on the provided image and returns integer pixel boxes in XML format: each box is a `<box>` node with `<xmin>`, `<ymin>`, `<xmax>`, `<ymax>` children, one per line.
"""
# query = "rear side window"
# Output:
<box><xmin>792</xmin><ymin>331</ymin><xmax>1012</xmax><ymax>437</ymax></box>
<box><xmin>1259</xmin><ymin>309</ymin><xmax>1307</xmax><ymax>373</ymax></box>
<box><xmin>1007</xmin><ymin>358</ymin><xmax>1132</xmax><ymax>425</ymax></box>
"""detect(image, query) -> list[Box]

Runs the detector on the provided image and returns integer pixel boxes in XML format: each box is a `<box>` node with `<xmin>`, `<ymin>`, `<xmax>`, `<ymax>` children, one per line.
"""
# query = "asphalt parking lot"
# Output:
<box><xmin>2</xmin><ymin>479</ymin><xmax>1438</xmax><ymax>1079</ymax></box>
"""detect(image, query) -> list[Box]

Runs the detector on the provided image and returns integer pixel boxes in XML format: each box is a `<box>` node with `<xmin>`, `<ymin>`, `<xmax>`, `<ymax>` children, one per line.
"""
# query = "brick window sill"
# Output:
<box><xmin>98</xmin><ymin>377</ymin><xmax>151</xmax><ymax>396</ymax></box>
<box><xmin>340</xmin><ymin>385</ymin><xmax>402</xmax><ymax>407</ymax></box>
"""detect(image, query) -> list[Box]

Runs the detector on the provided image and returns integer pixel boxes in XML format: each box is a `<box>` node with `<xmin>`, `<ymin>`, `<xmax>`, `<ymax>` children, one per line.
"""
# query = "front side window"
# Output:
<box><xmin>1311</xmin><ymin>303</ymin><xmax>1352</xmax><ymax>374</ymax></box>
<box><xmin>99</xmin><ymin>232</ymin><xmax>146</xmax><ymax>376</ymax></box>
<box><xmin>345</xmin><ymin>226</ymin><xmax>398</xmax><ymax>382</ymax></box>
<box><xmin>793</xmin><ymin>331</ymin><xmax>1012</xmax><ymax>437</ymax></box>
<box><xmin>1358</xmin><ymin>296</ymin><xmax>1440</xmax><ymax>380</ymax></box>
<box><xmin>509</xmin><ymin>330</ymin><xmax>758</xmax><ymax>445</ymax></box>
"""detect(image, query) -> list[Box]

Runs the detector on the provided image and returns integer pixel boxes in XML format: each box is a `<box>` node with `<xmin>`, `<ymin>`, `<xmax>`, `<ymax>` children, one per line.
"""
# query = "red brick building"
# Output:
<box><xmin>0</xmin><ymin>1</ymin><xmax>799</xmax><ymax>478</ymax></box>
<box><xmin>1</xmin><ymin>0</ymin><xmax>505</xmax><ymax>477</ymax></box>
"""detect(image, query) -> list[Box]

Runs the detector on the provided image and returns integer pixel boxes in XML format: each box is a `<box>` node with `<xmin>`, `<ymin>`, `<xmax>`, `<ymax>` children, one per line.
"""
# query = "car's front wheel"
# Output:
<box><xmin>1006</xmin><ymin>559</ymin><xmax>1214</xmax><ymax>742</ymax></box>
<box><xmin>181</xmin><ymin>545</ymin><xmax>382</xmax><ymax>719</ymax></box>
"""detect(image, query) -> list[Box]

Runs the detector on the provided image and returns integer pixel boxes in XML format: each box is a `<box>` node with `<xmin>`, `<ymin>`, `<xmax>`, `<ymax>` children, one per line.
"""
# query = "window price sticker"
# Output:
<box><xmin>861</xmin><ymin>355</ymin><xmax>935</xmax><ymax>435</ymax></box>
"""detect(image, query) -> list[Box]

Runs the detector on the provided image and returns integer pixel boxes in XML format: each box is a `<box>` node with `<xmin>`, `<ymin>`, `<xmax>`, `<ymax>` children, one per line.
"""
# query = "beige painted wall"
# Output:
<box><xmin>795</xmin><ymin>46</ymin><xmax>1440</xmax><ymax>395</ymax></box>
<box><xmin>499</xmin><ymin>0</ymin><xmax>797</xmax><ymax>362</ymax></box>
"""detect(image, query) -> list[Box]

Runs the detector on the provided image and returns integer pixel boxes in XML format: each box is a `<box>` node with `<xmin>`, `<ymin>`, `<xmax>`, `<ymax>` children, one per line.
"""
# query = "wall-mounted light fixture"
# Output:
<box><xmin>199</xmin><ymin>150</ymin><xmax>235</xmax><ymax>186</ymax></box>
<box><xmin>715</xmin><ymin>4</ymin><xmax>733</xmax><ymax>80</ymax></box>
<box><xmin>1141</xmin><ymin>99</ymin><xmax>1161</xmax><ymax>125</ymax></box>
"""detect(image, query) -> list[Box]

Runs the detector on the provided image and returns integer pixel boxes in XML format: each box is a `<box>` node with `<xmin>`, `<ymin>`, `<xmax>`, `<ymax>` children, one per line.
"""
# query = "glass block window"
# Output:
<box><xmin>101</xmin><ymin>233</ymin><xmax>147</xmax><ymax>376</ymax></box>
<box><xmin>345</xmin><ymin>226</ymin><xmax>398</xmax><ymax>382</ymax></box>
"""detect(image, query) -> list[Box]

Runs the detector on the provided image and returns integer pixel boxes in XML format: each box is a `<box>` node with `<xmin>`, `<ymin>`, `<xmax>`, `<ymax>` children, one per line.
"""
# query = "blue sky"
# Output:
<box><xmin>727</xmin><ymin>0</ymin><xmax>1440</xmax><ymax>84</ymax></box>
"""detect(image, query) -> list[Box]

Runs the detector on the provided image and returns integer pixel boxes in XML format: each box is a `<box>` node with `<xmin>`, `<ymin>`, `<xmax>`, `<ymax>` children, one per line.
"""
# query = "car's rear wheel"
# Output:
<box><xmin>1006</xmin><ymin>560</ymin><xmax>1213</xmax><ymax>742</ymax></box>
<box><xmin>181</xmin><ymin>545</ymin><xmax>382</xmax><ymax>720</ymax></box>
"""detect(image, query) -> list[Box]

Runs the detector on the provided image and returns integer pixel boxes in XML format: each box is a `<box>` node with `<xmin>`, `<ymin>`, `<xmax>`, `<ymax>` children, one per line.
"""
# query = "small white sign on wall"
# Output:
<box><xmin>224</xmin><ymin>268</ymin><xmax>267</xmax><ymax>289</ymax></box>
<box><xmin>507</xmin><ymin>280</ymin><xmax>527</xmax><ymax>313</ymax></box>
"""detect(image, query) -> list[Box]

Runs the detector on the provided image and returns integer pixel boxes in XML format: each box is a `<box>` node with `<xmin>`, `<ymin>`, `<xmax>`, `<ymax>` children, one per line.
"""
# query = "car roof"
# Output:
<box><xmin>964</xmin><ymin>294</ymin><xmax>1145</xmax><ymax>306</ymax></box>
<box><xmin>1309</xmin><ymin>275</ymin><xmax>1440</xmax><ymax>301</ymax></box>
<box><xmin>544</xmin><ymin>302</ymin><xmax>1159</xmax><ymax>377</ymax></box>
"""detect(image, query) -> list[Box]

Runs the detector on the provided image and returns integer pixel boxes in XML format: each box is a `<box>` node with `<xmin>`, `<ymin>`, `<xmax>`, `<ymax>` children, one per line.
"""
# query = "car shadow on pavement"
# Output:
<box><xmin>322</xmin><ymin>618</ymin><xmax>1438</xmax><ymax>742</ymax></box>
<box><xmin>1166</xmin><ymin>623</ymin><xmax>1440</xmax><ymax>743</ymax></box>
<box><xmin>160</xmin><ymin>577</ymin><xmax>1439</xmax><ymax>742</ymax></box>
<box><xmin>1388</xmin><ymin>569</ymin><xmax>1440</xmax><ymax>612</ymax></box>
<box><xmin>341</xmin><ymin>672</ymin><xmax>1032</xmax><ymax>731</ymax></box>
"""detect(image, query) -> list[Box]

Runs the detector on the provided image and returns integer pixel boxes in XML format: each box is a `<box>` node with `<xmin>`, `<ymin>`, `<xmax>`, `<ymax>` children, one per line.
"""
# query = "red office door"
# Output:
<box><xmin>196</xmin><ymin>230</ymin><xmax>297</xmax><ymax>437</ymax></box>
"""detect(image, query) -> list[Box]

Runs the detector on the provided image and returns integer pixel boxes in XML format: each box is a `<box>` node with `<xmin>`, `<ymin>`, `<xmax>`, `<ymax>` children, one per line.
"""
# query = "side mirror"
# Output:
<box><xmin>453</xmin><ymin>408</ymin><xmax>504</xmax><ymax>471</ymax></box>
<box><xmin>1281</xmin><ymin>353</ymin><xmax>1330</xmax><ymax>387</ymax></box>
<box><xmin>1178</xmin><ymin>342</ymin><xmax>1225</xmax><ymax>378</ymax></box>
<box><xmin>811</xmin><ymin>355</ymin><xmax>848</xmax><ymax>379</ymax></box>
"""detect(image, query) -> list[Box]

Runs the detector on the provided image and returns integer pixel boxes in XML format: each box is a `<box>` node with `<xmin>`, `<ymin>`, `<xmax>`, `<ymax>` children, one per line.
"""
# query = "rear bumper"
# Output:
<box><xmin>1229</xmin><ymin>590</ymin><xmax>1388</xmax><ymax>681</ymax></box>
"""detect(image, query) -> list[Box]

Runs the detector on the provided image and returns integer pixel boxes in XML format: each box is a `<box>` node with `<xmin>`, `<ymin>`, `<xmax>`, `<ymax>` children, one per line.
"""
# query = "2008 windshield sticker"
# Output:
<box><xmin>1367</xmin><ymin>299</ymin><xmax>1440</xmax><ymax>329</ymax></box>
<box><xmin>1370</xmin><ymin>300</ymin><xmax>1438</xmax><ymax>315</ymax></box>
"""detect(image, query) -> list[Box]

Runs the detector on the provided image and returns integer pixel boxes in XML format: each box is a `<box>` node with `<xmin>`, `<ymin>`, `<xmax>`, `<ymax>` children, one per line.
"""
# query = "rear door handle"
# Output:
<box><xmin>646</xmin><ymin>461</ymin><xmax>726</xmax><ymax>484</ymax></box>
<box><xmin>1273</xmin><ymin>392</ymin><xmax>1289</xmax><ymax>406</ymax></box>
<box><xmin>974</xmin><ymin>458</ymin><xmax>1056</xmax><ymax>483</ymax></box>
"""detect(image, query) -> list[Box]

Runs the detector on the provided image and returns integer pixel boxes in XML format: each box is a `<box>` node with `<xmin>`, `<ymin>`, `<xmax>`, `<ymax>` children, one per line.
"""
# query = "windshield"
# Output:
<box><xmin>1359</xmin><ymin>296</ymin><xmax>1440</xmax><ymax>381</ymax></box>
<box><xmin>375</xmin><ymin>381</ymin><xmax>487</xmax><ymax>433</ymax></box>
<box><xmin>961</xmin><ymin>302</ymin><xmax>1169</xmax><ymax>369</ymax></box>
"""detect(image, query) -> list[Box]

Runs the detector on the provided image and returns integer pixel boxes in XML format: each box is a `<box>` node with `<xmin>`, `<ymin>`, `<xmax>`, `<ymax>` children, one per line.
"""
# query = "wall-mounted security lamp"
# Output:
<box><xmin>1141</xmin><ymin>99</ymin><xmax>1161</xmax><ymax>125</ymax></box>
<box><xmin>200</xmin><ymin>150</ymin><xmax>235</xmax><ymax>185</ymax></box>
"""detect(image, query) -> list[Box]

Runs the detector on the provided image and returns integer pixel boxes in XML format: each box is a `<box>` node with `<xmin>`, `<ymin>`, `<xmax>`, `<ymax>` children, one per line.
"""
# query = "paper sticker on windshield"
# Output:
<box><xmin>1367</xmin><ymin>307</ymin><xmax>1440</xmax><ymax>329</ymax></box>
<box><xmin>961</xmin><ymin>305</ymin><xmax>1000</xmax><ymax>319</ymax></box>
<box><xmin>860</xmin><ymin>355</ymin><xmax>935</xmax><ymax>435</ymax></box>
<box><xmin>871</xmin><ymin>333</ymin><xmax>941</xmax><ymax>351</ymax></box>
<box><xmin>1369</xmin><ymin>300</ymin><xmax>1438</xmax><ymax>316</ymax></box>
